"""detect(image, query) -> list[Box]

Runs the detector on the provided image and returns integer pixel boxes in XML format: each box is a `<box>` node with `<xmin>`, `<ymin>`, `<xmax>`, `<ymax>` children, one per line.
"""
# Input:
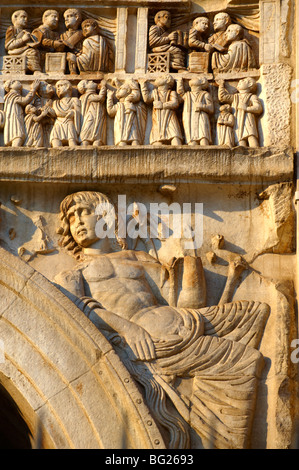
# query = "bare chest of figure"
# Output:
<box><xmin>82</xmin><ymin>254</ymin><xmax>158</xmax><ymax>318</ymax></box>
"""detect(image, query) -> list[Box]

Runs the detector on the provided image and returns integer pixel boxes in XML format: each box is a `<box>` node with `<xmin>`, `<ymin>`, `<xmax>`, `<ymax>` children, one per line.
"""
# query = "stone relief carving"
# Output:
<box><xmin>3</xmin><ymin>79</ymin><xmax>40</xmax><ymax>147</ymax></box>
<box><xmin>217</xmin><ymin>77</ymin><xmax>262</xmax><ymax>147</ymax></box>
<box><xmin>49</xmin><ymin>79</ymin><xmax>81</xmax><ymax>148</ymax></box>
<box><xmin>140</xmin><ymin>74</ymin><xmax>183</xmax><ymax>146</ymax></box>
<box><xmin>148</xmin><ymin>10</ymin><xmax>187</xmax><ymax>73</ymax></box>
<box><xmin>177</xmin><ymin>77</ymin><xmax>214</xmax><ymax>146</ymax></box>
<box><xmin>61</xmin><ymin>8</ymin><xmax>84</xmax><ymax>75</ymax></box>
<box><xmin>53</xmin><ymin>190</ymin><xmax>270</xmax><ymax>449</ymax></box>
<box><xmin>4</xmin><ymin>10</ymin><xmax>41</xmax><ymax>74</ymax></box>
<box><xmin>78</xmin><ymin>79</ymin><xmax>107</xmax><ymax>147</ymax></box>
<box><xmin>107</xmin><ymin>79</ymin><xmax>147</xmax><ymax>146</ymax></box>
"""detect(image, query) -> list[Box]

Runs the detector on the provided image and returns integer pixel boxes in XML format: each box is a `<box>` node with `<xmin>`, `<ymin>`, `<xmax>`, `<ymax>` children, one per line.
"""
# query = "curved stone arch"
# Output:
<box><xmin>0</xmin><ymin>247</ymin><xmax>165</xmax><ymax>449</ymax></box>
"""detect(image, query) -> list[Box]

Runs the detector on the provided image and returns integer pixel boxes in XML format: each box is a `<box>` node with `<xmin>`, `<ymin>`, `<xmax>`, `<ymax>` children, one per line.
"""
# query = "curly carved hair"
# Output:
<box><xmin>57</xmin><ymin>191</ymin><xmax>127</xmax><ymax>260</ymax></box>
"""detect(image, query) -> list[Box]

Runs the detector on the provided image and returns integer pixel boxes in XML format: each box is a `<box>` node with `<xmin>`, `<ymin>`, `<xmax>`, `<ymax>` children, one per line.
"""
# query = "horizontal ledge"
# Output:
<box><xmin>0</xmin><ymin>146</ymin><xmax>293</xmax><ymax>185</ymax></box>
<box><xmin>0</xmin><ymin>70</ymin><xmax>260</xmax><ymax>83</ymax></box>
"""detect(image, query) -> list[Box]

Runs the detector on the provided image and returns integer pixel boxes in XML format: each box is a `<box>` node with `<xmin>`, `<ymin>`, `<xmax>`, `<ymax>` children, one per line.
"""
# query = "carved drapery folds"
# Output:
<box><xmin>0</xmin><ymin>5</ymin><xmax>262</xmax><ymax>148</ymax></box>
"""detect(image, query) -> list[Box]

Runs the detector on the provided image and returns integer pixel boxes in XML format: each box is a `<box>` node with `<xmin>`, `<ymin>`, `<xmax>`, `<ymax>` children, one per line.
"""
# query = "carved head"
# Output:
<box><xmin>219</xmin><ymin>104</ymin><xmax>232</xmax><ymax>113</ymax></box>
<box><xmin>11</xmin><ymin>10</ymin><xmax>28</xmax><ymax>29</ymax></box>
<box><xmin>55</xmin><ymin>80</ymin><xmax>73</xmax><ymax>98</ymax></box>
<box><xmin>225</xmin><ymin>24</ymin><xmax>244</xmax><ymax>43</ymax></box>
<box><xmin>213</xmin><ymin>12</ymin><xmax>231</xmax><ymax>32</ymax></box>
<box><xmin>25</xmin><ymin>104</ymin><xmax>37</xmax><ymax>115</ymax></box>
<box><xmin>37</xmin><ymin>81</ymin><xmax>55</xmax><ymax>99</ymax></box>
<box><xmin>57</xmin><ymin>191</ymin><xmax>127</xmax><ymax>259</ymax></box>
<box><xmin>4</xmin><ymin>80</ymin><xmax>22</xmax><ymax>94</ymax></box>
<box><xmin>237</xmin><ymin>77</ymin><xmax>257</xmax><ymax>93</ymax></box>
<box><xmin>190</xmin><ymin>77</ymin><xmax>209</xmax><ymax>91</ymax></box>
<box><xmin>81</xmin><ymin>19</ymin><xmax>99</xmax><ymax>38</ymax></box>
<box><xmin>192</xmin><ymin>17</ymin><xmax>209</xmax><ymax>34</ymax></box>
<box><xmin>63</xmin><ymin>8</ymin><xmax>82</xmax><ymax>30</ymax></box>
<box><xmin>154</xmin><ymin>74</ymin><xmax>174</xmax><ymax>90</ymax></box>
<box><xmin>42</xmin><ymin>10</ymin><xmax>59</xmax><ymax>30</ymax></box>
<box><xmin>154</xmin><ymin>10</ymin><xmax>171</xmax><ymax>29</ymax></box>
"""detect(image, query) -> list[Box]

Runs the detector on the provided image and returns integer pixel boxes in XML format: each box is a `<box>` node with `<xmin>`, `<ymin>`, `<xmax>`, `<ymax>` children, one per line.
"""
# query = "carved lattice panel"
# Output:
<box><xmin>147</xmin><ymin>53</ymin><xmax>170</xmax><ymax>73</ymax></box>
<box><xmin>2</xmin><ymin>55</ymin><xmax>26</xmax><ymax>74</ymax></box>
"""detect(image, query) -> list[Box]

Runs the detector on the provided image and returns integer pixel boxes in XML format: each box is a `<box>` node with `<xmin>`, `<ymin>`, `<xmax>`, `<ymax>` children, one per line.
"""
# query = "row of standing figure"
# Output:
<box><xmin>1</xmin><ymin>75</ymin><xmax>262</xmax><ymax>149</ymax></box>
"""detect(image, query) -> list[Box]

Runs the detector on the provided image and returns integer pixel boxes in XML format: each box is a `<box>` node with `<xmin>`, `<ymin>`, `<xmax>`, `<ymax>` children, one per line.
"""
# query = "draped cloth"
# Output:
<box><xmin>112</xmin><ymin>102</ymin><xmax>147</xmax><ymax>146</ymax></box>
<box><xmin>79</xmin><ymin>91</ymin><xmax>106</xmax><ymax>145</ymax></box>
<box><xmin>212</xmin><ymin>39</ymin><xmax>256</xmax><ymax>72</ymax></box>
<box><xmin>77</xmin><ymin>35</ymin><xmax>109</xmax><ymax>73</ymax></box>
<box><xmin>181</xmin><ymin>91</ymin><xmax>213</xmax><ymax>144</ymax></box>
<box><xmin>50</xmin><ymin>97</ymin><xmax>81</xmax><ymax>144</ymax></box>
<box><xmin>150</xmin><ymin>89</ymin><xmax>183</xmax><ymax>144</ymax></box>
<box><xmin>118</xmin><ymin>300</ymin><xmax>269</xmax><ymax>449</ymax></box>
<box><xmin>4</xmin><ymin>91</ymin><xmax>25</xmax><ymax>145</ymax></box>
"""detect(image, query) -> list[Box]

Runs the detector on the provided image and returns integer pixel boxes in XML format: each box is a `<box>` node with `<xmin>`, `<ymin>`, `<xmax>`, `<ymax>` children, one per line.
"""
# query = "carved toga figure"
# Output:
<box><xmin>77</xmin><ymin>79</ymin><xmax>107</xmax><ymax>147</ymax></box>
<box><xmin>54</xmin><ymin>191</ymin><xmax>270</xmax><ymax>449</ymax></box>
<box><xmin>149</xmin><ymin>10</ymin><xmax>186</xmax><ymax>71</ymax></box>
<box><xmin>74</xmin><ymin>19</ymin><xmax>110</xmax><ymax>73</ymax></box>
<box><xmin>140</xmin><ymin>75</ymin><xmax>183</xmax><ymax>146</ymax></box>
<box><xmin>107</xmin><ymin>79</ymin><xmax>147</xmax><ymax>146</ymax></box>
<box><xmin>49</xmin><ymin>79</ymin><xmax>81</xmax><ymax>148</ymax></box>
<box><xmin>178</xmin><ymin>77</ymin><xmax>214</xmax><ymax>146</ymax></box>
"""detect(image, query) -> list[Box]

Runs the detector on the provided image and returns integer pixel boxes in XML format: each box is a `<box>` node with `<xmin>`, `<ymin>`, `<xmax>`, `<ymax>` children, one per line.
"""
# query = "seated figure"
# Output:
<box><xmin>68</xmin><ymin>19</ymin><xmax>110</xmax><ymax>73</ymax></box>
<box><xmin>188</xmin><ymin>17</ymin><xmax>213</xmax><ymax>53</ymax></box>
<box><xmin>60</xmin><ymin>8</ymin><xmax>84</xmax><ymax>74</ymax></box>
<box><xmin>5</xmin><ymin>10</ymin><xmax>41</xmax><ymax>73</ymax></box>
<box><xmin>32</xmin><ymin>10</ymin><xmax>65</xmax><ymax>54</ymax></box>
<box><xmin>212</xmin><ymin>24</ymin><xmax>256</xmax><ymax>72</ymax></box>
<box><xmin>149</xmin><ymin>10</ymin><xmax>187</xmax><ymax>72</ymax></box>
<box><xmin>54</xmin><ymin>190</ymin><xmax>270</xmax><ymax>449</ymax></box>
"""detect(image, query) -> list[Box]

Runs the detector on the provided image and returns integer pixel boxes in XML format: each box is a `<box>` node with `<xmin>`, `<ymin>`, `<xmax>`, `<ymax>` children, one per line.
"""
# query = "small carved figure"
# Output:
<box><xmin>49</xmin><ymin>79</ymin><xmax>81</xmax><ymax>148</ymax></box>
<box><xmin>55</xmin><ymin>190</ymin><xmax>270</xmax><ymax>449</ymax></box>
<box><xmin>61</xmin><ymin>8</ymin><xmax>84</xmax><ymax>74</ymax></box>
<box><xmin>33</xmin><ymin>81</ymin><xmax>55</xmax><ymax>148</ymax></box>
<box><xmin>177</xmin><ymin>77</ymin><xmax>214</xmax><ymax>146</ymax></box>
<box><xmin>107</xmin><ymin>79</ymin><xmax>147</xmax><ymax>146</ymax></box>
<box><xmin>217</xmin><ymin>78</ymin><xmax>262</xmax><ymax>147</ymax></box>
<box><xmin>140</xmin><ymin>74</ymin><xmax>183</xmax><ymax>146</ymax></box>
<box><xmin>217</xmin><ymin>104</ymin><xmax>235</xmax><ymax>147</ymax></box>
<box><xmin>3</xmin><ymin>79</ymin><xmax>40</xmax><ymax>147</ymax></box>
<box><xmin>68</xmin><ymin>19</ymin><xmax>110</xmax><ymax>73</ymax></box>
<box><xmin>212</xmin><ymin>24</ymin><xmax>256</xmax><ymax>72</ymax></box>
<box><xmin>5</xmin><ymin>10</ymin><xmax>41</xmax><ymax>73</ymax></box>
<box><xmin>208</xmin><ymin>12</ymin><xmax>231</xmax><ymax>51</ymax></box>
<box><xmin>32</xmin><ymin>10</ymin><xmax>65</xmax><ymax>54</ymax></box>
<box><xmin>188</xmin><ymin>17</ymin><xmax>213</xmax><ymax>53</ymax></box>
<box><xmin>77</xmin><ymin>79</ymin><xmax>107</xmax><ymax>147</ymax></box>
<box><xmin>149</xmin><ymin>10</ymin><xmax>187</xmax><ymax>72</ymax></box>
<box><xmin>24</xmin><ymin>104</ymin><xmax>49</xmax><ymax>147</ymax></box>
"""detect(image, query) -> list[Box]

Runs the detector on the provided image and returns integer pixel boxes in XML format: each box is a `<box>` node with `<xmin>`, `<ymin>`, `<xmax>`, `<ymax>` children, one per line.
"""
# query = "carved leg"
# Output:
<box><xmin>11</xmin><ymin>137</ymin><xmax>24</xmax><ymax>147</ymax></box>
<box><xmin>171</xmin><ymin>137</ymin><xmax>183</xmax><ymax>146</ymax></box>
<box><xmin>200</xmin><ymin>138</ymin><xmax>209</xmax><ymax>146</ymax></box>
<box><xmin>51</xmin><ymin>139</ymin><xmax>62</xmax><ymax>148</ymax></box>
<box><xmin>68</xmin><ymin>139</ymin><xmax>77</xmax><ymax>147</ymax></box>
<box><xmin>248</xmin><ymin>135</ymin><xmax>259</xmax><ymax>147</ymax></box>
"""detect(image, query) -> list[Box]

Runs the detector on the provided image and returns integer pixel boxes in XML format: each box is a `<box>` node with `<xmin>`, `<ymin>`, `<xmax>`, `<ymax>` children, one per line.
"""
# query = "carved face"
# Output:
<box><xmin>10</xmin><ymin>80</ymin><xmax>22</xmax><ymax>93</ymax></box>
<box><xmin>225</xmin><ymin>25</ymin><xmax>241</xmax><ymax>42</ymax></box>
<box><xmin>43</xmin><ymin>11</ymin><xmax>59</xmax><ymax>30</ymax></box>
<box><xmin>12</xmin><ymin>10</ymin><xmax>28</xmax><ymax>29</ymax></box>
<box><xmin>213</xmin><ymin>13</ymin><xmax>230</xmax><ymax>32</ymax></box>
<box><xmin>193</xmin><ymin>17</ymin><xmax>209</xmax><ymax>33</ymax></box>
<box><xmin>56</xmin><ymin>80</ymin><xmax>72</xmax><ymax>98</ymax></box>
<box><xmin>64</xmin><ymin>10</ymin><xmax>81</xmax><ymax>30</ymax></box>
<box><xmin>68</xmin><ymin>203</ymin><xmax>100</xmax><ymax>248</ymax></box>
<box><xmin>237</xmin><ymin>78</ymin><xmax>255</xmax><ymax>92</ymax></box>
<box><xmin>156</xmin><ymin>11</ymin><xmax>171</xmax><ymax>29</ymax></box>
<box><xmin>82</xmin><ymin>22</ymin><xmax>97</xmax><ymax>38</ymax></box>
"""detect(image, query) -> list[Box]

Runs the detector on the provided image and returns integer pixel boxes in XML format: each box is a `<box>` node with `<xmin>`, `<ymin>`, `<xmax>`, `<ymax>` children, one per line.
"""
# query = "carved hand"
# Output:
<box><xmin>215</xmin><ymin>79</ymin><xmax>225</xmax><ymax>87</ymax></box>
<box><xmin>31</xmin><ymin>79</ymin><xmax>40</xmax><ymax>93</ymax></box>
<box><xmin>122</xmin><ymin>323</ymin><xmax>156</xmax><ymax>362</ymax></box>
<box><xmin>153</xmin><ymin>101</ymin><xmax>163</xmax><ymax>109</ymax></box>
